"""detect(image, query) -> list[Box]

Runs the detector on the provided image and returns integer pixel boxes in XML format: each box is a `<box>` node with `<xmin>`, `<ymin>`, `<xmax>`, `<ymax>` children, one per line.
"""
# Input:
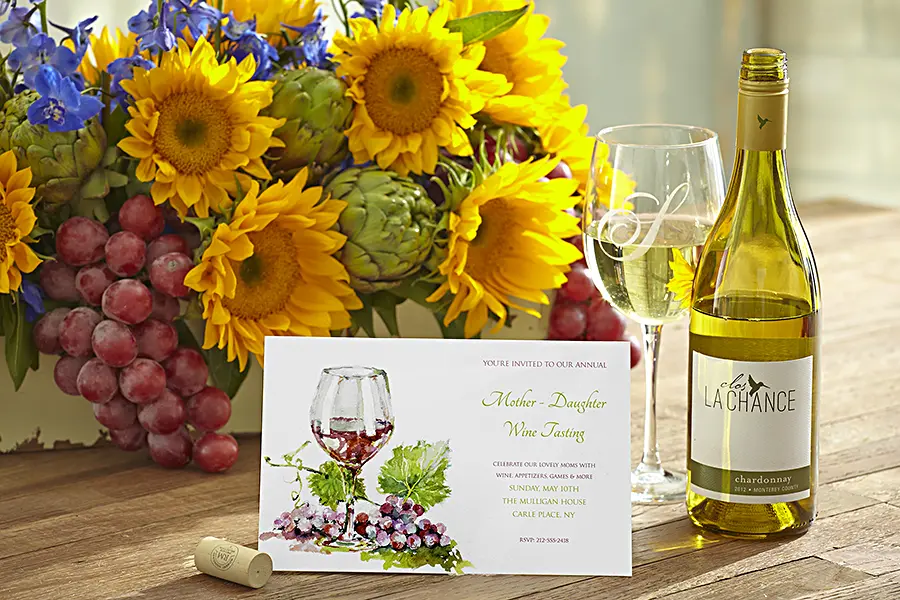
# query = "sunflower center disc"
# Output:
<box><xmin>155</xmin><ymin>92</ymin><xmax>233</xmax><ymax>175</ymax></box>
<box><xmin>363</xmin><ymin>47</ymin><xmax>443</xmax><ymax>136</ymax></box>
<box><xmin>225</xmin><ymin>226</ymin><xmax>301</xmax><ymax>320</ymax></box>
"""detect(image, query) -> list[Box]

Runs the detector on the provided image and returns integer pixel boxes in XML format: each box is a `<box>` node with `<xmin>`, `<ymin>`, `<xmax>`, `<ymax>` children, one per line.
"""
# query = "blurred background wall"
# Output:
<box><xmin>48</xmin><ymin>0</ymin><xmax>900</xmax><ymax>207</ymax></box>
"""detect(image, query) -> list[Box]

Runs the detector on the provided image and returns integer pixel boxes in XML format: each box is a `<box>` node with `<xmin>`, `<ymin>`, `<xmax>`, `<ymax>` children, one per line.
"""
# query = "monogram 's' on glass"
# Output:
<box><xmin>584</xmin><ymin>124</ymin><xmax>725</xmax><ymax>504</ymax></box>
<box><xmin>687</xmin><ymin>49</ymin><xmax>821</xmax><ymax>536</ymax></box>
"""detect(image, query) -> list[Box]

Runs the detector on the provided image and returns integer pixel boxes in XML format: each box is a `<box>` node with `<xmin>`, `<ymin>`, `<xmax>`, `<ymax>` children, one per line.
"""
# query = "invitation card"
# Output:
<box><xmin>258</xmin><ymin>337</ymin><xmax>631</xmax><ymax>576</ymax></box>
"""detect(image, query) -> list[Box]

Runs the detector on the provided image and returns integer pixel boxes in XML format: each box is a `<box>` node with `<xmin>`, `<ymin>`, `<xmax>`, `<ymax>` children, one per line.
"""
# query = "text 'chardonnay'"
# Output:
<box><xmin>686</xmin><ymin>48</ymin><xmax>821</xmax><ymax>537</ymax></box>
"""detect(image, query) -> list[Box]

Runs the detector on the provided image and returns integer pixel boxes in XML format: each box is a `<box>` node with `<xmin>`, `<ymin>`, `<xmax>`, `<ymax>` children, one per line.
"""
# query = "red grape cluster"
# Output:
<box><xmin>35</xmin><ymin>195</ymin><xmax>239</xmax><ymax>473</ymax></box>
<box><xmin>549</xmin><ymin>235</ymin><xmax>643</xmax><ymax>369</ymax></box>
<box><xmin>361</xmin><ymin>495</ymin><xmax>451</xmax><ymax>550</ymax></box>
<box><xmin>260</xmin><ymin>502</ymin><xmax>347</xmax><ymax>550</ymax></box>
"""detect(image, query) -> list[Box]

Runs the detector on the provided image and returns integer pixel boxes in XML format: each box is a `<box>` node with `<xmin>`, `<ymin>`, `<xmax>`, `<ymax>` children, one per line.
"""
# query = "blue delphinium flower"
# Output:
<box><xmin>8</xmin><ymin>33</ymin><xmax>80</xmax><ymax>89</ymax></box>
<box><xmin>0</xmin><ymin>6</ymin><xmax>42</xmax><ymax>47</ymax></box>
<box><xmin>50</xmin><ymin>16</ymin><xmax>98</xmax><ymax>56</ymax></box>
<box><xmin>222</xmin><ymin>12</ymin><xmax>256</xmax><ymax>42</ymax></box>
<box><xmin>20</xmin><ymin>280</ymin><xmax>44</xmax><ymax>323</ymax></box>
<box><xmin>172</xmin><ymin>0</ymin><xmax>221</xmax><ymax>39</ymax></box>
<box><xmin>108</xmin><ymin>55</ymin><xmax>155</xmax><ymax>108</ymax></box>
<box><xmin>352</xmin><ymin>0</ymin><xmax>384</xmax><ymax>20</ymax></box>
<box><xmin>129</xmin><ymin>1</ymin><xmax>184</xmax><ymax>52</ymax></box>
<box><xmin>230</xmin><ymin>31</ymin><xmax>279</xmax><ymax>80</ymax></box>
<box><xmin>127</xmin><ymin>8</ymin><xmax>155</xmax><ymax>37</ymax></box>
<box><xmin>26</xmin><ymin>65</ymin><xmax>103</xmax><ymax>133</ymax></box>
<box><xmin>0</xmin><ymin>1</ymin><xmax>12</xmax><ymax>18</ymax></box>
<box><xmin>284</xmin><ymin>10</ymin><xmax>331</xmax><ymax>69</ymax></box>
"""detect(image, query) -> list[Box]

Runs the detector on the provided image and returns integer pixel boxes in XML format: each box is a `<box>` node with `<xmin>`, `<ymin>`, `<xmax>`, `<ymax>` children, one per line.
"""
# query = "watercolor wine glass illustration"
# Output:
<box><xmin>310</xmin><ymin>366</ymin><xmax>395</xmax><ymax>545</ymax></box>
<box><xmin>261</xmin><ymin>366</ymin><xmax>471</xmax><ymax>573</ymax></box>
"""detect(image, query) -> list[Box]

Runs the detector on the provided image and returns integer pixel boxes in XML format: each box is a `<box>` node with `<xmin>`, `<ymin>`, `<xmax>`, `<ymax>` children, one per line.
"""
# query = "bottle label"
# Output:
<box><xmin>737</xmin><ymin>89</ymin><xmax>788</xmax><ymax>151</ymax></box>
<box><xmin>690</xmin><ymin>352</ymin><xmax>812</xmax><ymax>503</ymax></box>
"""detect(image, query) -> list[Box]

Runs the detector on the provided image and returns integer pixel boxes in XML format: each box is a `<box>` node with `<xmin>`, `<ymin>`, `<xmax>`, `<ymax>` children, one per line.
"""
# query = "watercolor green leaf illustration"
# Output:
<box><xmin>308</xmin><ymin>461</ymin><xmax>368</xmax><ymax>509</ymax></box>
<box><xmin>377</xmin><ymin>440</ymin><xmax>451</xmax><ymax>511</ymax></box>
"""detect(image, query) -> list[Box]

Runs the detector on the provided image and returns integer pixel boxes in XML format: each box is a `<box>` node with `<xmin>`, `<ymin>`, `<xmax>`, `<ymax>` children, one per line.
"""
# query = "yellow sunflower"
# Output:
<box><xmin>223</xmin><ymin>0</ymin><xmax>319</xmax><ymax>40</ymax></box>
<box><xmin>667</xmin><ymin>249</ymin><xmax>696</xmax><ymax>309</ymax></box>
<box><xmin>184</xmin><ymin>168</ymin><xmax>361</xmax><ymax>370</ymax></box>
<box><xmin>538</xmin><ymin>102</ymin><xmax>635</xmax><ymax>208</ymax></box>
<box><xmin>427</xmin><ymin>158</ymin><xmax>582</xmax><ymax>338</ymax></box>
<box><xmin>0</xmin><ymin>151</ymin><xmax>40</xmax><ymax>294</ymax></box>
<box><xmin>331</xmin><ymin>3</ymin><xmax>510</xmax><ymax>176</ymax></box>
<box><xmin>76</xmin><ymin>27</ymin><xmax>137</xmax><ymax>86</ymax></box>
<box><xmin>117</xmin><ymin>38</ymin><xmax>285</xmax><ymax>219</ymax></box>
<box><xmin>447</xmin><ymin>0</ymin><xmax>568</xmax><ymax>128</ymax></box>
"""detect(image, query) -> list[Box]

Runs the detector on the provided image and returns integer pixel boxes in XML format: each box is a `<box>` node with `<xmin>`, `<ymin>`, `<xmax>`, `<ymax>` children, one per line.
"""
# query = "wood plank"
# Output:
<box><xmin>792</xmin><ymin>571</ymin><xmax>900</xmax><ymax>600</ymax></box>
<box><xmin>818</xmin><ymin>533</ymin><xmax>900</xmax><ymax>576</ymax></box>
<box><xmin>831</xmin><ymin>466</ymin><xmax>900</xmax><ymax>506</ymax></box>
<box><xmin>657</xmin><ymin>557</ymin><xmax>871</xmax><ymax>600</ymax></box>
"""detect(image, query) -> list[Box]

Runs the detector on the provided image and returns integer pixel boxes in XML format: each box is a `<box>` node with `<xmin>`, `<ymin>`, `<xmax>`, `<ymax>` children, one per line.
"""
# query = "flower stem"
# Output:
<box><xmin>215</xmin><ymin>0</ymin><xmax>224</xmax><ymax>58</ymax></box>
<box><xmin>38</xmin><ymin>1</ymin><xmax>48</xmax><ymax>34</ymax></box>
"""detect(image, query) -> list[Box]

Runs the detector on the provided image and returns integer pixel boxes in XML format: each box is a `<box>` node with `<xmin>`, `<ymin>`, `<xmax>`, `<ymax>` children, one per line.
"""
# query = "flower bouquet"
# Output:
<box><xmin>0</xmin><ymin>0</ymin><xmax>632</xmax><ymax>470</ymax></box>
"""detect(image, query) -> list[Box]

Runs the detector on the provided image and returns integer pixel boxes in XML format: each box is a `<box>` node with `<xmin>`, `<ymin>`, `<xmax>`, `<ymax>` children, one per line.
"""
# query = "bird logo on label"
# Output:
<box><xmin>748</xmin><ymin>375</ymin><xmax>770</xmax><ymax>395</ymax></box>
<box><xmin>757</xmin><ymin>115</ymin><xmax>772</xmax><ymax>129</ymax></box>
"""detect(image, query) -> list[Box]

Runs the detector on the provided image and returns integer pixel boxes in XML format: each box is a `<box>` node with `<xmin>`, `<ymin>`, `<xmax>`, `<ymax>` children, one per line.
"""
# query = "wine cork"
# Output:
<box><xmin>194</xmin><ymin>537</ymin><xmax>273</xmax><ymax>589</ymax></box>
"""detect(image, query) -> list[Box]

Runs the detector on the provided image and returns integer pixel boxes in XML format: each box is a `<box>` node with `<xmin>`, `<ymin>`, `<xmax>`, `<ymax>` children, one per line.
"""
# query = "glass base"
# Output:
<box><xmin>631</xmin><ymin>464</ymin><xmax>687</xmax><ymax>504</ymax></box>
<box><xmin>321</xmin><ymin>536</ymin><xmax>374</xmax><ymax>552</ymax></box>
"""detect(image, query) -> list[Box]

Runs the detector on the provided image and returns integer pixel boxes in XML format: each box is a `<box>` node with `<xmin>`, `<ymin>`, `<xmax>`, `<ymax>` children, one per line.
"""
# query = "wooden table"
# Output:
<box><xmin>2</xmin><ymin>201</ymin><xmax>900</xmax><ymax>600</ymax></box>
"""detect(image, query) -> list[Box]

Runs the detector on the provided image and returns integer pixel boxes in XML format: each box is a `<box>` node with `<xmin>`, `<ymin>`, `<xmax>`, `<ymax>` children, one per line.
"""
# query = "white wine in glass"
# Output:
<box><xmin>584</xmin><ymin>125</ymin><xmax>725</xmax><ymax>504</ymax></box>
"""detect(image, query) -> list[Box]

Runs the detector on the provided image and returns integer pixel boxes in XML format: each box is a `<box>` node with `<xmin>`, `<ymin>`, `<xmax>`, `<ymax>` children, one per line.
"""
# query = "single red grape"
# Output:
<box><xmin>547</xmin><ymin>161</ymin><xmax>573</xmax><ymax>180</ymax></box>
<box><xmin>148</xmin><ymin>427</ymin><xmax>192</xmax><ymax>468</ymax></box>
<box><xmin>164</xmin><ymin>348</ymin><xmax>209</xmax><ymax>396</ymax></box>
<box><xmin>146</xmin><ymin>234</ymin><xmax>189</xmax><ymax>267</ymax></box>
<box><xmin>102</xmin><ymin>279</ymin><xmax>153</xmax><ymax>324</ymax></box>
<box><xmin>186</xmin><ymin>386</ymin><xmax>232</xmax><ymax>431</ymax></box>
<box><xmin>58</xmin><ymin>307</ymin><xmax>102</xmax><ymax>357</ymax></box>
<box><xmin>39</xmin><ymin>261</ymin><xmax>80</xmax><ymax>302</ymax></box>
<box><xmin>150</xmin><ymin>289</ymin><xmax>180</xmax><ymax>321</ymax></box>
<box><xmin>138</xmin><ymin>389</ymin><xmax>187</xmax><ymax>434</ymax></box>
<box><xmin>33</xmin><ymin>308</ymin><xmax>70</xmax><ymax>355</ymax></box>
<box><xmin>548</xmin><ymin>303</ymin><xmax>587</xmax><ymax>340</ymax></box>
<box><xmin>91</xmin><ymin>320</ymin><xmax>138</xmax><ymax>367</ymax></box>
<box><xmin>75</xmin><ymin>265</ymin><xmax>117</xmax><ymax>306</ymax></box>
<box><xmin>56</xmin><ymin>216</ymin><xmax>109</xmax><ymax>266</ymax></box>
<box><xmin>585</xmin><ymin>301</ymin><xmax>627</xmax><ymax>341</ymax></box>
<box><xmin>105</xmin><ymin>231</ymin><xmax>146</xmax><ymax>277</ymax></box>
<box><xmin>76</xmin><ymin>358</ymin><xmax>119</xmax><ymax>404</ymax></box>
<box><xmin>93</xmin><ymin>393</ymin><xmax>138</xmax><ymax>429</ymax></box>
<box><xmin>118</xmin><ymin>194</ymin><xmax>164</xmax><ymax>241</ymax></box>
<box><xmin>149</xmin><ymin>252</ymin><xmax>193</xmax><ymax>298</ymax></box>
<box><xmin>119</xmin><ymin>358</ymin><xmax>166</xmax><ymax>404</ymax></box>
<box><xmin>109</xmin><ymin>424</ymin><xmax>148</xmax><ymax>451</ymax></box>
<box><xmin>53</xmin><ymin>355</ymin><xmax>89</xmax><ymax>396</ymax></box>
<box><xmin>510</xmin><ymin>137</ymin><xmax>530</xmax><ymax>162</ymax></box>
<box><xmin>558</xmin><ymin>264</ymin><xmax>594</xmax><ymax>303</ymax></box>
<box><xmin>133</xmin><ymin>319</ymin><xmax>178</xmax><ymax>362</ymax></box>
<box><xmin>193</xmin><ymin>432</ymin><xmax>239</xmax><ymax>473</ymax></box>
<box><xmin>629</xmin><ymin>335</ymin><xmax>643</xmax><ymax>369</ymax></box>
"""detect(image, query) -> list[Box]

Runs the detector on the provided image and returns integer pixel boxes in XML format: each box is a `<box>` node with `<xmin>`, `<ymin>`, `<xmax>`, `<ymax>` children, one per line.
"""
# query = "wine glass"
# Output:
<box><xmin>583</xmin><ymin>124</ymin><xmax>725</xmax><ymax>504</ymax></box>
<box><xmin>310</xmin><ymin>366</ymin><xmax>394</xmax><ymax>542</ymax></box>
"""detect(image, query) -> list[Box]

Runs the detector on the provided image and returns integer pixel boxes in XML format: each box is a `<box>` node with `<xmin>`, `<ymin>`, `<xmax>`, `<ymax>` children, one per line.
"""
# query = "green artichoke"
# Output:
<box><xmin>0</xmin><ymin>91</ymin><xmax>107</xmax><ymax>205</ymax></box>
<box><xmin>264</xmin><ymin>67</ymin><xmax>354</xmax><ymax>179</ymax></box>
<box><xmin>326</xmin><ymin>167</ymin><xmax>439</xmax><ymax>293</ymax></box>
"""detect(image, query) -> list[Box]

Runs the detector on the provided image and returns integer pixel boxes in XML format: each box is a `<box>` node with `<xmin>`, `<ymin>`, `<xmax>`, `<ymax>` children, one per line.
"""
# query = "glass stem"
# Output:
<box><xmin>638</xmin><ymin>324</ymin><xmax>664</xmax><ymax>473</ymax></box>
<box><xmin>343</xmin><ymin>468</ymin><xmax>359</xmax><ymax>537</ymax></box>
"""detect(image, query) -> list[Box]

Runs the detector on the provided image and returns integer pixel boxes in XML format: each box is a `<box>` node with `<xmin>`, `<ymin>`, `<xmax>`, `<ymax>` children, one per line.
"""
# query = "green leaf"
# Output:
<box><xmin>307</xmin><ymin>461</ymin><xmax>366</xmax><ymax>509</ymax></box>
<box><xmin>106</xmin><ymin>171</ymin><xmax>130</xmax><ymax>188</ymax></box>
<box><xmin>104</xmin><ymin>105</ymin><xmax>129</xmax><ymax>146</ymax></box>
<box><xmin>3</xmin><ymin>295</ymin><xmax>37</xmax><ymax>391</ymax></box>
<box><xmin>446</xmin><ymin>6</ymin><xmax>528</xmax><ymax>45</ymax></box>
<box><xmin>372</xmin><ymin>292</ymin><xmax>403</xmax><ymax>337</ymax></box>
<box><xmin>360</xmin><ymin>540</ymin><xmax>472</xmax><ymax>574</ymax></box>
<box><xmin>205</xmin><ymin>343</ymin><xmax>250</xmax><ymax>399</ymax></box>
<box><xmin>377</xmin><ymin>441</ymin><xmax>451</xmax><ymax>511</ymax></box>
<box><xmin>350</xmin><ymin>296</ymin><xmax>376</xmax><ymax>337</ymax></box>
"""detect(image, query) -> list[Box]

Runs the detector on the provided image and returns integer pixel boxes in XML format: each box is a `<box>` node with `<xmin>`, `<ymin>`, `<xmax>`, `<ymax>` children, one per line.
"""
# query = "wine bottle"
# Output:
<box><xmin>686</xmin><ymin>48</ymin><xmax>820</xmax><ymax>537</ymax></box>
